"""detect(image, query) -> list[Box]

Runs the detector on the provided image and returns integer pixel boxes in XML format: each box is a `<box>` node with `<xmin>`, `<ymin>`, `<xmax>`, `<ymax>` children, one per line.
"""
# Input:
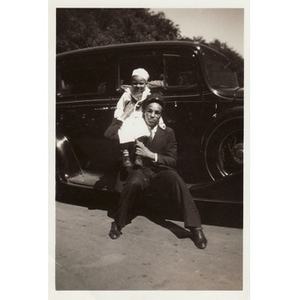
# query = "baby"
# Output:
<box><xmin>114</xmin><ymin>68</ymin><xmax>164</xmax><ymax>167</ymax></box>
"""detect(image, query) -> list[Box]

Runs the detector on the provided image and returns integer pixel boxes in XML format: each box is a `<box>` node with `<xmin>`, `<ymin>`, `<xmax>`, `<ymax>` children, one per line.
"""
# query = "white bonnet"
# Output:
<box><xmin>132</xmin><ymin>68</ymin><xmax>149</xmax><ymax>81</ymax></box>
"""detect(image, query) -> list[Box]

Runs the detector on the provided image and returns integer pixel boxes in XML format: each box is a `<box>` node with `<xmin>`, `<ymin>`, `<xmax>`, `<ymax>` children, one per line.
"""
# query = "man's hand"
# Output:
<box><xmin>135</xmin><ymin>140</ymin><xmax>156</xmax><ymax>160</ymax></box>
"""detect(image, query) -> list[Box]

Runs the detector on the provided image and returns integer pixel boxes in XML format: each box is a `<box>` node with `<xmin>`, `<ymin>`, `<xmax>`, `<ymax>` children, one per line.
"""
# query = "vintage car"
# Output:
<box><xmin>56</xmin><ymin>41</ymin><xmax>244</xmax><ymax>227</ymax></box>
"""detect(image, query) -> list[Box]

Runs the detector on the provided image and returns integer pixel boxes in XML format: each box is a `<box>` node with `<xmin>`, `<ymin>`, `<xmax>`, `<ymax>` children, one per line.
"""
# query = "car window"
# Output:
<box><xmin>164</xmin><ymin>53</ymin><xmax>198</xmax><ymax>89</ymax></box>
<box><xmin>118</xmin><ymin>51</ymin><xmax>199</xmax><ymax>93</ymax></box>
<box><xmin>202</xmin><ymin>54</ymin><xmax>238</xmax><ymax>88</ymax></box>
<box><xmin>119</xmin><ymin>54</ymin><xmax>165</xmax><ymax>86</ymax></box>
<box><xmin>57</xmin><ymin>56</ymin><xmax>109</xmax><ymax>99</ymax></box>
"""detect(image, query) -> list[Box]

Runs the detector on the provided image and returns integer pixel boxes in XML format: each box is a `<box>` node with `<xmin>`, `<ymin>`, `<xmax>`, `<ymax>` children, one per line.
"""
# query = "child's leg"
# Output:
<box><xmin>121</xmin><ymin>142</ymin><xmax>134</xmax><ymax>167</ymax></box>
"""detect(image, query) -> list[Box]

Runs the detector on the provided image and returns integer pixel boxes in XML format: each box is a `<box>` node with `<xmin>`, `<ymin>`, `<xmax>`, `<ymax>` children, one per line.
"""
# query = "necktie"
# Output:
<box><xmin>149</xmin><ymin>130</ymin><xmax>154</xmax><ymax>142</ymax></box>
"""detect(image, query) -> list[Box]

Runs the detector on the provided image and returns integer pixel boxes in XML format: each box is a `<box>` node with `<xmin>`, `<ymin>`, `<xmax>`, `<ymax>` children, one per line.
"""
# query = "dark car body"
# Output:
<box><xmin>56</xmin><ymin>41</ymin><xmax>244</xmax><ymax>227</ymax></box>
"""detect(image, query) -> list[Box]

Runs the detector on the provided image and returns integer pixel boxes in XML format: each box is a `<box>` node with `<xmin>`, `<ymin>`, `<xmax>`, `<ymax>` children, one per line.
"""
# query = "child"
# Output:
<box><xmin>114</xmin><ymin>68</ymin><xmax>165</xmax><ymax>167</ymax></box>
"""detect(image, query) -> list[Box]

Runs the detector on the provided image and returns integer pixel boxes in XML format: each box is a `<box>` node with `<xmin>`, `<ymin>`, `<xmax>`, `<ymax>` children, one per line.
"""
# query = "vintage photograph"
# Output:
<box><xmin>52</xmin><ymin>4</ymin><xmax>247</xmax><ymax>298</ymax></box>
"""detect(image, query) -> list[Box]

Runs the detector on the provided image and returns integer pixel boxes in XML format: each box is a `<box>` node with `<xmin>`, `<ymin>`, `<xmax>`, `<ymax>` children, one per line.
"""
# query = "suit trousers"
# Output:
<box><xmin>114</xmin><ymin>167</ymin><xmax>202</xmax><ymax>229</ymax></box>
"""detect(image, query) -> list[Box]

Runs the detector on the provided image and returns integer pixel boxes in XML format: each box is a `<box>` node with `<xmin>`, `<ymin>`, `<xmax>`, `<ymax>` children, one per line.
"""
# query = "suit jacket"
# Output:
<box><xmin>144</xmin><ymin>125</ymin><xmax>177</xmax><ymax>170</ymax></box>
<box><xmin>104</xmin><ymin>118</ymin><xmax>177</xmax><ymax>171</ymax></box>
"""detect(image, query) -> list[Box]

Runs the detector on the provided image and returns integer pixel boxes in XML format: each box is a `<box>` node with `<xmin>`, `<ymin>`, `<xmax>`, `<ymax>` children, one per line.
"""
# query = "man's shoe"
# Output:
<box><xmin>109</xmin><ymin>222</ymin><xmax>122</xmax><ymax>239</ymax></box>
<box><xmin>191</xmin><ymin>227</ymin><xmax>207</xmax><ymax>249</ymax></box>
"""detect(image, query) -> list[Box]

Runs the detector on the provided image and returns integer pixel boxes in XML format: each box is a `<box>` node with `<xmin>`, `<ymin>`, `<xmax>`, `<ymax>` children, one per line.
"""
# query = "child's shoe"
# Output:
<box><xmin>122</xmin><ymin>150</ymin><xmax>132</xmax><ymax>167</ymax></box>
<box><xmin>134</xmin><ymin>155</ymin><xmax>143</xmax><ymax>167</ymax></box>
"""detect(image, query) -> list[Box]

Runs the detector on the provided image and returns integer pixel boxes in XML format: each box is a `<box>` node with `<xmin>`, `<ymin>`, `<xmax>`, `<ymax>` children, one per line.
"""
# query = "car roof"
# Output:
<box><xmin>56</xmin><ymin>40</ymin><xmax>225</xmax><ymax>59</ymax></box>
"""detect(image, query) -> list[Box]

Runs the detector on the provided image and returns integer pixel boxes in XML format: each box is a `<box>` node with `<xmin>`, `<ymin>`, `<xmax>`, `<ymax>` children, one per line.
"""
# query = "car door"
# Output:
<box><xmin>56</xmin><ymin>52</ymin><xmax>119</xmax><ymax>174</ymax></box>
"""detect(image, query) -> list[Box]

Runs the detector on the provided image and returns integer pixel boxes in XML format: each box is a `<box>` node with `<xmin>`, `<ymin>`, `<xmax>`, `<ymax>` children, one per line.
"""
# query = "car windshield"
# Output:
<box><xmin>202</xmin><ymin>52</ymin><xmax>239</xmax><ymax>89</ymax></box>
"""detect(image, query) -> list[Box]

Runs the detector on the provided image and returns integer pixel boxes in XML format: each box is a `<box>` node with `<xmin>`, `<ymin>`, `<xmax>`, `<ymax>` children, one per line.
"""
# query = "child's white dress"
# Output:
<box><xmin>114</xmin><ymin>86</ymin><xmax>165</xmax><ymax>144</ymax></box>
<box><xmin>114</xmin><ymin>86</ymin><xmax>151</xmax><ymax>144</ymax></box>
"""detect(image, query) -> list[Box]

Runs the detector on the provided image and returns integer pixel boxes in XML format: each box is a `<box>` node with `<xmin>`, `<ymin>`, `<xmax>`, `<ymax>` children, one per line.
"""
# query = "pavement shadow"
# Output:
<box><xmin>143</xmin><ymin>214</ymin><xmax>192</xmax><ymax>239</ymax></box>
<box><xmin>56</xmin><ymin>183</ymin><xmax>192</xmax><ymax>238</ymax></box>
<box><xmin>56</xmin><ymin>177</ymin><xmax>243</xmax><ymax>229</ymax></box>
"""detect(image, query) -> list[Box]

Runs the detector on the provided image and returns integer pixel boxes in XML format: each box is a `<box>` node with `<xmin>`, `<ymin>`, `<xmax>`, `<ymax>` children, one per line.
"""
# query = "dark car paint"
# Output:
<box><xmin>56</xmin><ymin>41</ymin><xmax>244</xmax><ymax>227</ymax></box>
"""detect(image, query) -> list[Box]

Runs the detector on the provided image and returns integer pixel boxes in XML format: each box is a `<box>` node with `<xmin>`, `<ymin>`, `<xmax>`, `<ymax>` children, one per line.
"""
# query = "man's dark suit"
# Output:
<box><xmin>104</xmin><ymin>118</ymin><xmax>202</xmax><ymax>229</ymax></box>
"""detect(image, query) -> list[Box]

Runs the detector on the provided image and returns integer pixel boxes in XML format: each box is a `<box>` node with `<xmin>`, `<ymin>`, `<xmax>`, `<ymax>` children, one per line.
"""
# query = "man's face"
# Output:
<box><xmin>131</xmin><ymin>75</ymin><xmax>147</xmax><ymax>92</ymax></box>
<box><xmin>144</xmin><ymin>102</ymin><xmax>162</xmax><ymax>128</ymax></box>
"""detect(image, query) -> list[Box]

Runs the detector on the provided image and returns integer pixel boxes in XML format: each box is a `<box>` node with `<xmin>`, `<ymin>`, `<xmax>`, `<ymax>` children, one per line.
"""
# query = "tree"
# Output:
<box><xmin>56</xmin><ymin>9</ymin><xmax>243</xmax><ymax>86</ymax></box>
<box><xmin>56</xmin><ymin>9</ymin><xmax>180</xmax><ymax>53</ymax></box>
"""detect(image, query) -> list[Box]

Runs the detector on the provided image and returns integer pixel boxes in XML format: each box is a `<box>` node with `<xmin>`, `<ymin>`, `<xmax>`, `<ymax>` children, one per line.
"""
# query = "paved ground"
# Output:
<box><xmin>55</xmin><ymin>198</ymin><xmax>243</xmax><ymax>291</ymax></box>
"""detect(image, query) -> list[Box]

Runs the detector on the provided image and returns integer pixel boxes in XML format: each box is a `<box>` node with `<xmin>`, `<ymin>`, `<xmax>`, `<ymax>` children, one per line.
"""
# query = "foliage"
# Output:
<box><xmin>57</xmin><ymin>8</ymin><xmax>243</xmax><ymax>86</ymax></box>
<box><xmin>56</xmin><ymin>8</ymin><xmax>180</xmax><ymax>53</ymax></box>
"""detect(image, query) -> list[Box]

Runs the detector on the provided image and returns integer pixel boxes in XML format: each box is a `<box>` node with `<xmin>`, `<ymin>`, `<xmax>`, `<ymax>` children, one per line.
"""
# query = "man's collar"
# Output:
<box><xmin>151</xmin><ymin>125</ymin><xmax>158</xmax><ymax>133</ymax></box>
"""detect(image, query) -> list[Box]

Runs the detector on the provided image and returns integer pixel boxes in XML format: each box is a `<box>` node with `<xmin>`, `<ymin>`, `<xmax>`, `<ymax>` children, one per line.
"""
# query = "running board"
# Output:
<box><xmin>67</xmin><ymin>172</ymin><xmax>101</xmax><ymax>187</ymax></box>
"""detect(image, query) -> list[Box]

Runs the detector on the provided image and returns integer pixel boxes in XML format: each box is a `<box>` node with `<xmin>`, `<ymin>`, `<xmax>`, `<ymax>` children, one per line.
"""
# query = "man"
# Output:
<box><xmin>104</xmin><ymin>93</ymin><xmax>207</xmax><ymax>249</ymax></box>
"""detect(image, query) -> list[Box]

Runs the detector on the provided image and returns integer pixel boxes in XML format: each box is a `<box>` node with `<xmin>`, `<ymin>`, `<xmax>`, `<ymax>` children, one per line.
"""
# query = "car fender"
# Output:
<box><xmin>56</xmin><ymin>130</ymin><xmax>83</xmax><ymax>183</ymax></box>
<box><xmin>200</xmin><ymin>106</ymin><xmax>244</xmax><ymax>149</ymax></box>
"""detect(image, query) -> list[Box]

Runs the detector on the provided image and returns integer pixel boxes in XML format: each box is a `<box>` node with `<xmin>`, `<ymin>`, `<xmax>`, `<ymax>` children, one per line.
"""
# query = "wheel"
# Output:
<box><xmin>204</xmin><ymin>117</ymin><xmax>243</xmax><ymax>181</ymax></box>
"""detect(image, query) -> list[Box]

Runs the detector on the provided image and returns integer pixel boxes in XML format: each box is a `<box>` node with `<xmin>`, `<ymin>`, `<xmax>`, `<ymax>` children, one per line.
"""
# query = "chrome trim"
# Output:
<box><xmin>56</xmin><ymin>98</ymin><xmax>111</xmax><ymax>105</ymax></box>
